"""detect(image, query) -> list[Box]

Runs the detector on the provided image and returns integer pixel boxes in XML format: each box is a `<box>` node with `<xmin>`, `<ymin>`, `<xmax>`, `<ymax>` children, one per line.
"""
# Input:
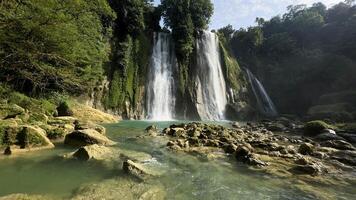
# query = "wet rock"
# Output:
<box><xmin>266</xmin><ymin>123</ymin><xmax>286</xmax><ymax>132</ymax></box>
<box><xmin>71</xmin><ymin>178</ymin><xmax>166</xmax><ymax>200</ymax></box>
<box><xmin>224</xmin><ymin>143</ymin><xmax>238</xmax><ymax>154</ymax></box>
<box><xmin>168</xmin><ymin>128</ymin><xmax>186</xmax><ymax>138</ymax></box>
<box><xmin>120</xmin><ymin>149</ymin><xmax>153</xmax><ymax>163</ymax></box>
<box><xmin>162</xmin><ymin>128</ymin><xmax>170</xmax><ymax>135</ymax></box>
<box><xmin>337</xmin><ymin>132</ymin><xmax>356</xmax><ymax>144</ymax></box>
<box><xmin>321</xmin><ymin>140</ymin><xmax>355</xmax><ymax>150</ymax></box>
<box><xmin>145</xmin><ymin>125</ymin><xmax>157</xmax><ymax>133</ymax></box>
<box><xmin>295</xmin><ymin>157</ymin><xmax>313</xmax><ymax>165</ymax></box>
<box><xmin>64</xmin><ymin>129</ymin><xmax>115</xmax><ymax>147</ymax></box>
<box><xmin>3</xmin><ymin>146</ymin><xmax>11</xmax><ymax>155</ymax></box>
<box><xmin>74</xmin><ymin>120</ymin><xmax>106</xmax><ymax>135</ymax></box>
<box><xmin>0</xmin><ymin>193</ymin><xmax>50</xmax><ymax>200</ymax></box>
<box><xmin>330</xmin><ymin>150</ymin><xmax>356</xmax><ymax>166</ymax></box>
<box><xmin>235</xmin><ymin>146</ymin><xmax>251</xmax><ymax>161</ymax></box>
<box><xmin>70</xmin><ymin>144</ymin><xmax>116</xmax><ymax>161</ymax></box>
<box><xmin>315</xmin><ymin>129</ymin><xmax>343</xmax><ymax>141</ymax></box>
<box><xmin>291</xmin><ymin>164</ymin><xmax>322</xmax><ymax>176</ymax></box>
<box><xmin>298</xmin><ymin>143</ymin><xmax>314</xmax><ymax>155</ymax></box>
<box><xmin>123</xmin><ymin>160</ymin><xmax>158</xmax><ymax>180</ymax></box>
<box><xmin>303</xmin><ymin>120</ymin><xmax>332</xmax><ymax>136</ymax></box>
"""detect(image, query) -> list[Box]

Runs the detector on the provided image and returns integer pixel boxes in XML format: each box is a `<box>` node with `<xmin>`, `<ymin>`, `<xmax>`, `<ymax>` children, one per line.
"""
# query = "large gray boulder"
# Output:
<box><xmin>64</xmin><ymin>129</ymin><xmax>115</xmax><ymax>147</ymax></box>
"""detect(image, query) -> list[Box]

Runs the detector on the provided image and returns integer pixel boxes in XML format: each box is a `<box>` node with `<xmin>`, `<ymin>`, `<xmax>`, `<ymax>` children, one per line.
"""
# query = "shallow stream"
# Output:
<box><xmin>0</xmin><ymin>121</ymin><xmax>354</xmax><ymax>199</ymax></box>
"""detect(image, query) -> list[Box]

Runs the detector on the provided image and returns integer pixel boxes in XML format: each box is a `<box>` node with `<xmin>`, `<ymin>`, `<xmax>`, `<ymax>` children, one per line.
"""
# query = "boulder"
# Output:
<box><xmin>71</xmin><ymin>144</ymin><xmax>116</xmax><ymax>161</ymax></box>
<box><xmin>315</xmin><ymin>130</ymin><xmax>343</xmax><ymax>141</ymax></box>
<box><xmin>74</xmin><ymin>120</ymin><xmax>106</xmax><ymax>135</ymax></box>
<box><xmin>64</xmin><ymin>129</ymin><xmax>115</xmax><ymax>147</ymax></box>
<box><xmin>3</xmin><ymin>146</ymin><xmax>11</xmax><ymax>155</ymax></box>
<box><xmin>266</xmin><ymin>123</ymin><xmax>286</xmax><ymax>132</ymax></box>
<box><xmin>303</xmin><ymin>120</ymin><xmax>332</xmax><ymax>136</ymax></box>
<box><xmin>0</xmin><ymin>104</ymin><xmax>25</xmax><ymax>119</ymax></box>
<box><xmin>298</xmin><ymin>143</ymin><xmax>314</xmax><ymax>155</ymax></box>
<box><xmin>338</xmin><ymin>132</ymin><xmax>356</xmax><ymax>144</ymax></box>
<box><xmin>17</xmin><ymin>126</ymin><xmax>54</xmax><ymax>148</ymax></box>
<box><xmin>145</xmin><ymin>125</ymin><xmax>157</xmax><ymax>133</ymax></box>
<box><xmin>321</xmin><ymin>140</ymin><xmax>355</xmax><ymax>150</ymax></box>
<box><xmin>123</xmin><ymin>160</ymin><xmax>158</xmax><ymax>180</ymax></box>
<box><xmin>224</xmin><ymin>143</ymin><xmax>238</xmax><ymax>154</ymax></box>
<box><xmin>234</xmin><ymin>145</ymin><xmax>266</xmax><ymax>166</ymax></box>
<box><xmin>330</xmin><ymin>150</ymin><xmax>356</xmax><ymax>166</ymax></box>
<box><xmin>291</xmin><ymin>164</ymin><xmax>322</xmax><ymax>176</ymax></box>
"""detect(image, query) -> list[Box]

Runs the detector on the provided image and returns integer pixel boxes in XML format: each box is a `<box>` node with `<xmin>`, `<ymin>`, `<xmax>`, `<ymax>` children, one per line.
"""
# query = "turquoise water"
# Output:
<box><xmin>0</xmin><ymin>121</ymin><xmax>355</xmax><ymax>199</ymax></box>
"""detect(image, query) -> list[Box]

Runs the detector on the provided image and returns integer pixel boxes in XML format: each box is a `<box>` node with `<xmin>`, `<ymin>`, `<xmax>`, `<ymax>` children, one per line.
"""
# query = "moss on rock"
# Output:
<box><xmin>304</xmin><ymin>120</ymin><xmax>333</xmax><ymax>136</ymax></box>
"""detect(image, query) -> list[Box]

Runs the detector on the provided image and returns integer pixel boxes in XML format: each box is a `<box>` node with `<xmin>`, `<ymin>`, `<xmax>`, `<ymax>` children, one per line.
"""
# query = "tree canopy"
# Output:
<box><xmin>224</xmin><ymin>1</ymin><xmax>356</xmax><ymax>115</ymax></box>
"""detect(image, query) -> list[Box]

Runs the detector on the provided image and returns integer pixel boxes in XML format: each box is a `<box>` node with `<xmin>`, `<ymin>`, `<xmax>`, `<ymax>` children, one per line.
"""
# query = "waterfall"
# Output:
<box><xmin>146</xmin><ymin>33</ymin><xmax>176</xmax><ymax>120</ymax></box>
<box><xmin>245</xmin><ymin>68</ymin><xmax>278</xmax><ymax>117</ymax></box>
<box><xmin>195</xmin><ymin>31</ymin><xmax>227</xmax><ymax>120</ymax></box>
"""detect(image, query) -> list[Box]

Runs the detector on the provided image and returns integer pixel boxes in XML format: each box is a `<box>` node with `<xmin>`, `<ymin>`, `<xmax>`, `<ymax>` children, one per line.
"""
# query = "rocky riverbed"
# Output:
<box><xmin>0</xmin><ymin>120</ymin><xmax>355</xmax><ymax>200</ymax></box>
<box><xmin>145</xmin><ymin>120</ymin><xmax>356</xmax><ymax>188</ymax></box>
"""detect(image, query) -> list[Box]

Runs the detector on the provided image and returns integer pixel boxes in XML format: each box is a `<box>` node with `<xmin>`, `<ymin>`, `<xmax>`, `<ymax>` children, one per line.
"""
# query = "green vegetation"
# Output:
<box><xmin>104</xmin><ymin>1</ymin><xmax>153</xmax><ymax>117</ymax></box>
<box><xmin>217</xmin><ymin>32</ymin><xmax>245</xmax><ymax>91</ymax></box>
<box><xmin>0</xmin><ymin>0</ymin><xmax>115</xmax><ymax>95</ymax></box>
<box><xmin>225</xmin><ymin>1</ymin><xmax>356</xmax><ymax>117</ymax></box>
<box><xmin>161</xmin><ymin>0</ymin><xmax>213</xmax><ymax>94</ymax></box>
<box><xmin>304</xmin><ymin>120</ymin><xmax>333</xmax><ymax>135</ymax></box>
<box><xmin>47</xmin><ymin>128</ymin><xmax>66</xmax><ymax>140</ymax></box>
<box><xmin>57</xmin><ymin>101</ymin><xmax>73</xmax><ymax>117</ymax></box>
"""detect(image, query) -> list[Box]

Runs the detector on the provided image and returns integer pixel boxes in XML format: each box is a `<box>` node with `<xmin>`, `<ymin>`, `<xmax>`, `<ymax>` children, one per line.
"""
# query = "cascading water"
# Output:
<box><xmin>195</xmin><ymin>31</ymin><xmax>228</xmax><ymax>120</ymax></box>
<box><xmin>245</xmin><ymin>68</ymin><xmax>278</xmax><ymax>117</ymax></box>
<box><xmin>146</xmin><ymin>33</ymin><xmax>176</xmax><ymax>120</ymax></box>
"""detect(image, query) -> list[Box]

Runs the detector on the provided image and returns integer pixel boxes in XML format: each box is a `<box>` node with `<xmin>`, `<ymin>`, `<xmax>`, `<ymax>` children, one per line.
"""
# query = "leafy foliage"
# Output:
<box><xmin>161</xmin><ymin>0</ymin><xmax>213</xmax><ymax>93</ymax></box>
<box><xmin>0</xmin><ymin>0</ymin><xmax>115</xmax><ymax>95</ymax></box>
<box><xmin>227</xmin><ymin>1</ymin><xmax>356</xmax><ymax>115</ymax></box>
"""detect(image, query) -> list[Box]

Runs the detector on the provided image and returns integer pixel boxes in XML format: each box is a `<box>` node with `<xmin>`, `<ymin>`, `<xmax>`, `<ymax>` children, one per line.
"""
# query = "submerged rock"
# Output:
<box><xmin>64</xmin><ymin>129</ymin><xmax>115</xmax><ymax>147</ymax></box>
<box><xmin>123</xmin><ymin>160</ymin><xmax>158</xmax><ymax>180</ymax></box>
<box><xmin>71</xmin><ymin>178</ymin><xmax>166</xmax><ymax>200</ymax></box>
<box><xmin>0</xmin><ymin>193</ymin><xmax>50</xmax><ymax>200</ymax></box>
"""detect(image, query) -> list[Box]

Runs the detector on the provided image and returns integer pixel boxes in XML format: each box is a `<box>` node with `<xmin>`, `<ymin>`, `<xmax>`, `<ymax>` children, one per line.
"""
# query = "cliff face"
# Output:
<box><xmin>93</xmin><ymin>31</ymin><xmax>254</xmax><ymax>121</ymax></box>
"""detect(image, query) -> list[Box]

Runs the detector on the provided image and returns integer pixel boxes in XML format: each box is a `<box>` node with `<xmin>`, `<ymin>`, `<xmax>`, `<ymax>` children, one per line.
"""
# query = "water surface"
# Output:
<box><xmin>0</xmin><ymin>121</ymin><xmax>354</xmax><ymax>199</ymax></box>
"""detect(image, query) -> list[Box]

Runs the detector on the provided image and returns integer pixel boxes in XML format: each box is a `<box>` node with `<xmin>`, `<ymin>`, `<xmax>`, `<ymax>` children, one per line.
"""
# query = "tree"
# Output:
<box><xmin>0</xmin><ymin>0</ymin><xmax>115</xmax><ymax>95</ymax></box>
<box><xmin>218</xmin><ymin>24</ymin><xmax>235</xmax><ymax>41</ymax></box>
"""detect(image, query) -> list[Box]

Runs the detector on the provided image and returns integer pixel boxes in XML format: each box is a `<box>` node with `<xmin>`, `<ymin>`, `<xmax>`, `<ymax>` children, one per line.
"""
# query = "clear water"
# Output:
<box><xmin>0</xmin><ymin>121</ymin><xmax>355</xmax><ymax>199</ymax></box>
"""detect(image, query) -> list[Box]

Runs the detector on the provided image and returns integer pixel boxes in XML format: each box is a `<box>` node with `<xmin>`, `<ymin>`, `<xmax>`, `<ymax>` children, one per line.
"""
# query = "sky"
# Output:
<box><xmin>153</xmin><ymin>0</ymin><xmax>342</xmax><ymax>29</ymax></box>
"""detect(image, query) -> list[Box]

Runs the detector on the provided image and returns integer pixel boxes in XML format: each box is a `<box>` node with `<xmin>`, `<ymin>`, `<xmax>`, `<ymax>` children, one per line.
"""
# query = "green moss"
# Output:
<box><xmin>218</xmin><ymin>34</ymin><xmax>245</xmax><ymax>91</ymax></box>
<box><xmin>47</xmin><ymin>128</ymin><xmax>66</xmax><ymax>140</ymax></box>
<box><xmin>57</xmin><ymin>101</ymin><xmax>73</xmax><ymax>116</ymax></box>
<box><xmin>16</xmin><ymin>127</ymin><xmax>47</xmax><ymax>147</ymax></box>
<box><xmin>105</xmin><ymin>33</ymin><xmax>151</xmax><ymax>112</ymax></box>
<box><xmin>304</xmin><ymin>120</ymin><xmax>334</xmax><ymax>135</ymax></box>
